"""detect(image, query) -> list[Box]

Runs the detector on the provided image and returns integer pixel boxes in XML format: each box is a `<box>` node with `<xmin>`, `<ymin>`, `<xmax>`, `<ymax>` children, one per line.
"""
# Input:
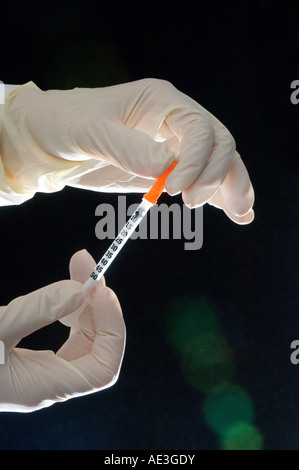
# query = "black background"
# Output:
<box><xmin>0</xmin><ymin>0</ymin><xmax>298</xmax><ymax>450</ymax></box>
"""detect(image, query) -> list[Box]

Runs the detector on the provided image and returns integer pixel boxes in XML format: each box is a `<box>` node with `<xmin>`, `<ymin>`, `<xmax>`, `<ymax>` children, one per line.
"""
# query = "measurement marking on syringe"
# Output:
<box><xmin>89</xmin><ymin>208</ymin><xmax>146</xmax><ymax>281</ymax></box>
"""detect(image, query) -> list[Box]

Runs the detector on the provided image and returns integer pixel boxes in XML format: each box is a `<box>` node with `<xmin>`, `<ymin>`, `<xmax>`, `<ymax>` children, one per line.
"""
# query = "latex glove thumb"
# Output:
<box><xmin>0</xmin><ymin>251</ymin><xmax>125</xmax><ymax>412</ymax></box>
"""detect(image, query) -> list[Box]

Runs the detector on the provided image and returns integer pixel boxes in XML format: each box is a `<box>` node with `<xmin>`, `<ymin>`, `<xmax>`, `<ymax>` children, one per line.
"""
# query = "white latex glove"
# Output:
<box><xmin>0</xmin><ymin>79</ymin><xmax>254</xmax><ymax>223</ymax></box>
<box><xmin>0</xmin><ymin>250</ymin><xmax>126</xmax><ymax>413</ymax></box>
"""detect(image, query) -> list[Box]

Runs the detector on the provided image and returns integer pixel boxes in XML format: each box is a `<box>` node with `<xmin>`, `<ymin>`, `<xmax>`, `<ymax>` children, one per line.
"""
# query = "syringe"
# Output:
<box><xmin>84</xmin><ymin>160</ymin><xmax>177</xmax><ymax>294</ymax></box>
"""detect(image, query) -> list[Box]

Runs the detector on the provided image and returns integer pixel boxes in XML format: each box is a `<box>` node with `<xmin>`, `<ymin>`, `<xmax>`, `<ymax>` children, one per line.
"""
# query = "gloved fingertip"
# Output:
<box><xmin>69</xmin><ymin>249</ymin><xmax>98</xmax><ymax>285</ymax></box>
<box><xmin>55</xmin><ymin>280</ymin><xmax>86</xmax><ymax>316</ymax></box>
<box><xmin>183</xmin><ymin>200</ymin><xmax>203</xmax><ymax>209</ymax></box>
<box><xmin>72</xmin><ymin>248</ymin><xmax>89</xmax><ymax>257</ymax></box>
<box><xmin>221</xmin><ymin>174</ymin><xmax>255</xmax><ymax>218</ymax></box>
<box><xmin>228</xmin><ymin>201</ymin><xmax>254</xmax><ymax>218</ymax></box>
<box><xmin>243</xmin><ymin>208</ymin><xmax>255</xmax><ymax>224</ymax></box>
<box><xmin>164</xmin><ymin>172</ymin><xmax>181</xmax><ymax>196</ymax></box>
<box><xmin>165</xmin><ymin>182</ymin><xmax>181</xmax><ymax>196</ymax></box>
<box><xmin>227</xmin><ymin>208</ymin><xmax>255</xmax><ymax>225</ymax></box>
<box><xmin>148</xmin><ymin>155</ymin><xmax>175</xmax><ymax>179</ymax></box>
<box><xmin>182</xmin><ymin>192</ymin><xmax>204</xmax><ymax>209</ymax></box>
<box><xmin>70</xmin><ymin>248</ymin><xmax>95</xmax><ymax>266</ymax></box>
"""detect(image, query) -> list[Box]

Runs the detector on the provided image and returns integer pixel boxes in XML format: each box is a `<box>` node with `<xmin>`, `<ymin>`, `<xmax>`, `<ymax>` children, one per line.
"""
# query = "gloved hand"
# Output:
<box><xmin>0</xmin><ymin>79</ymin><xmax>254</xmax><ymax>223</ymax></box>
<box><xmin>0</xmin><ymin>249</ymin><xmax>126</xmax><ymax>413</ymax></box>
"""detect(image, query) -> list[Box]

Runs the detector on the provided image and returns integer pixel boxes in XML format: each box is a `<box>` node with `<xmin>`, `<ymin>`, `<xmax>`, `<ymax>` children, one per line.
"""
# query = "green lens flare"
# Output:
<box><xmin>202</xmin><ymin>384</ymin><xmax>255</xmax><ymax>435</ymax></box>
<box><xmin>163</xmin><ymin>295</ymin><xmax>263</xmax><ymax>449</ymax></box>
<box><xmin>181</xmin><ymin>334</ymin><xmax>235</xmax><ymax>393</ymax></box>
<box><xmin>221</xmin><ymin>422</ymin><xmax>264</xmax><ymax>450</ymax></box>
<box><xmin>164</xmin><ymin>296</ymin><xmax>223</xmax><ymax>356</ymax></box>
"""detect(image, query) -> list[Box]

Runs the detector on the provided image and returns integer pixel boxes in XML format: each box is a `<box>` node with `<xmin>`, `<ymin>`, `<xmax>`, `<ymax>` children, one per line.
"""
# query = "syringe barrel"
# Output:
<box><xmin>84</xmin><ymin>198</ymin><xmax>153</xmax><ymax>293</ymax></box>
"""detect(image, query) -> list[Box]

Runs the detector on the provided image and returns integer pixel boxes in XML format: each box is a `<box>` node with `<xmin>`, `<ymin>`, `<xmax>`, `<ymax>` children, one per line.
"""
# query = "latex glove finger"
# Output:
<box><xmin>208</xmin><ymin>151</ymin><xmax>254</xmax><ymax>223</ymax></box>
<box><xmin>84</xmin><ymin>120</ymin><xmax>175</xmax><ymax>179</ymax></box>
<box><xmin>0</xmin><ymin>348</ymin><xmax>95</xmax><ymax>412</ymax></box>
<box><xmin>0</xmin><ymin>280</ymin><xmax>85</xmax><ymax>353</ymax></box>
<box><xmin>59</xmin><ymin>249</ymin><xmax>105</xmax><ymax>327</ymax></box>
<box><xmin>164</xmin><ymin>110</ymin><xmax>215</xmax><ymax>194</ymax></box>
<box><xmin>218</xmin><ymin>151</ymin><xmax>255</xmax><ymax>217</ymax></box>
<box><xmin>208</xmin><ymin>186</ymin><xmax>255</xmax><ymax>225</ymax></box>
<box><xmin>128</xmin><ymin>81</ymin><xmax>216</xmax><ymax>195</ymax></box>
<box><xmin>63</xmin><ymin>163</ymin><xmax>156</xmax><ymax>193</ymax></box>
<box><xmin>181</xmin><ymin>129</ymin><xmax>236</xmax><ymax>208</ymax></box>
<box><xmin>57</xmin><ymin>249</ymin><xmax>126</xmax><ymax>377</ymax></box>
<box><xmin>57</xmin><ymin>286</ymin><xmax>126</xmax><ymax>390</ymax></box>
<box><xmin>62</xmin><ymin>118</ymin><xmax>179</xmax><ymax>193</ymax></box>
<box><xmin>69</xmin><ymin>248</ymin><xmax>105</xmax><ymax>287</ymax></box>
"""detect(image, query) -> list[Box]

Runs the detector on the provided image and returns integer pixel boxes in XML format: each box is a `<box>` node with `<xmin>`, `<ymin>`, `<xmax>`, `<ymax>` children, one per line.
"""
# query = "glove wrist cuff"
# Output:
<box><xmin>0</xmin><ymin>82</ymin><xmax>80</xmax><ymax>206</ymax></box>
